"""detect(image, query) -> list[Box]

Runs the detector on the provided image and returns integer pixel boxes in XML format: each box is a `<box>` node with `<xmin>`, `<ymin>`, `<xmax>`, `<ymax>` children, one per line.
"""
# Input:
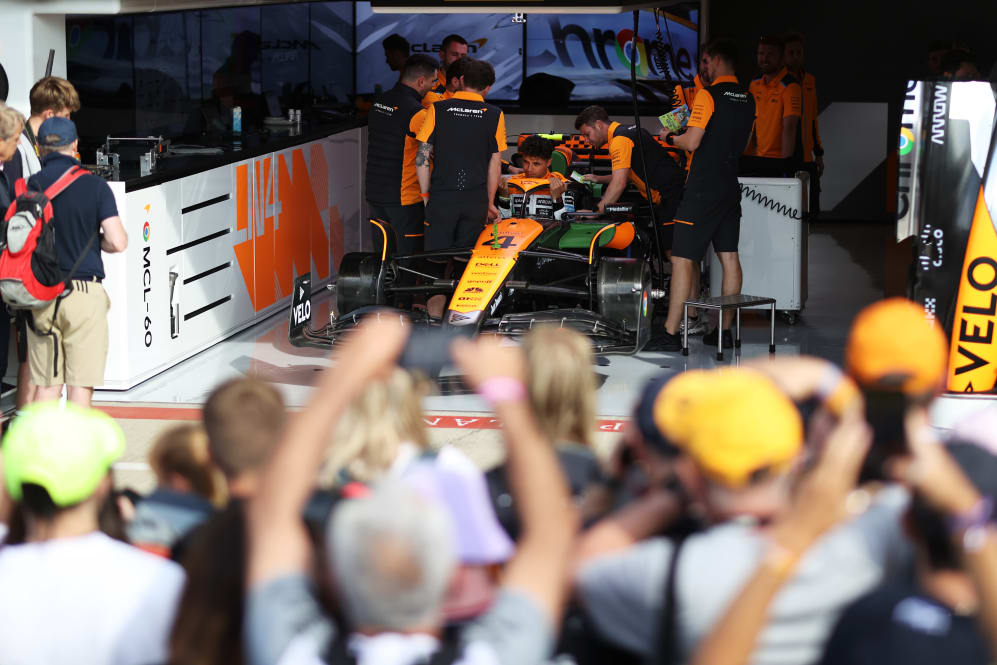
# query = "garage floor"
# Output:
<box><xmin>91</xmin><ymin>222</ymin><xmax>924</xmax><ymax>490</ymax></box>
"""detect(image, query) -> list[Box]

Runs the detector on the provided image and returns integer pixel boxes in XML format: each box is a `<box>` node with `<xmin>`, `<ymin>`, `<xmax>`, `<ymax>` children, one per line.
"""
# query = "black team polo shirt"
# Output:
<box><xmin>28</xmin><ymin>153</ymin><xmax>117</xmax><ymax>281</ymax></box>
<box><xmin>415</xmin><ymin>90</ymin><xmax>507</xmax><ymax>196</ymax></box>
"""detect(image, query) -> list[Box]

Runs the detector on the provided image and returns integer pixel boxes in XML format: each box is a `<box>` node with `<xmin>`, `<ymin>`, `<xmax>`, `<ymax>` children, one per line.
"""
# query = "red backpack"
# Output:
<box><xmin>0</xmin><ymin>166</ymin><xmax>96</xmax><ymax>309</ymax></box>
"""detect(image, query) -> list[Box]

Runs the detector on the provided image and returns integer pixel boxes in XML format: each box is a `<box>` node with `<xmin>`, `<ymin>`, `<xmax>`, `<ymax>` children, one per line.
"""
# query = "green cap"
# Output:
<box><xmin>2</xmin><ymin>402</ymin><xmax>125</xmax><ymax>506</ymax></box>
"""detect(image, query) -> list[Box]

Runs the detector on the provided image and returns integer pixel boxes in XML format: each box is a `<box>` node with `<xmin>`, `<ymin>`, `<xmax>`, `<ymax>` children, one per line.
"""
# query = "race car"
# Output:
<box><xmin>289</xmin><ymin>200</ymin><xmax>663</xmax><ymax>354</ymax></box>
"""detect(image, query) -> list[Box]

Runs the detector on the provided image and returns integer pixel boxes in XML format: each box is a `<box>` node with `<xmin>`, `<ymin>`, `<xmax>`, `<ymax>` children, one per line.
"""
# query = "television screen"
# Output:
<box><xmin>525</xmin><ymin>11</ymin><xmax>698</xmax><ymax>104</ymax></box>
<box><xmin>355</xmin><ymin>1</ymin><xmax>523</xmax><ymax>99</ymax></box>
<box><xmin>133</xmin><ymin>12</ymin><xmax>203</xmax><ymax>137</ymax></box>
<box><xmin>66</xmin><ymin>15</ymin><xmax>139</xmax><ymax>142</ymax></box>
<box><xmin>310</xmin><ymin>2</ymin><xmax>355</xmax><ymax>103</ymax></box>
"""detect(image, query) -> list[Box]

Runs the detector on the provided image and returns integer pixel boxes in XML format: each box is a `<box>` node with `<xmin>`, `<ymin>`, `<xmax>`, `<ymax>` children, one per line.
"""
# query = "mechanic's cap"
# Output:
<box><xmin>3</xmin><ymin>402</ymin><xmax>125</xmax><ymax>506</ymax></box>
<box><xmin>846</xmin><ymin>298</ymin><xmax>948</xmax><ymax>396</ymax></box>
<box><xmin>37</xmin><ymin>117</ymin><xmax>78</xmax><ymax>148</ymax></box>
<box><xmin>682</xmin><ymin>369</ymin><xmax>803</xmax><ymax>488</ymax></box>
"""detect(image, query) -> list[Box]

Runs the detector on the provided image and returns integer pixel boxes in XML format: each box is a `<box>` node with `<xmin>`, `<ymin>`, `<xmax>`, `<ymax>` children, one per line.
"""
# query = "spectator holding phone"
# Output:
<box><xmin>842</xmin><ymin>298</ymin><xmax>949</xmax><ymax>481</ymax></box>
<box><xmin>574</xmin><ymin>368</ymin><xmax>909</xmax><ymax>665</ymax></box>
<box><xmin>690</xmin><ymin>415</ymin><xmax>873</xmax><ymax>665</ymax></box>
<box><xmin>810</xmin><ymin>297</ymin><xmax>997</xmax><ymax>664</ymax></box>
<box><xmin>244</xmin><ymin>318</ymin><xmax>578</xmax><ymax>665</ymax></box>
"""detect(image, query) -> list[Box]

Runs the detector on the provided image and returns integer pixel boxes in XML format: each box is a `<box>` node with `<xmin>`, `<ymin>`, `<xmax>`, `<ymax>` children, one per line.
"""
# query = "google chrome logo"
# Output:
<box><xmin>143</xmin><ymin>222</ymin><xmax>150</xmax><ymax>242</ymax></box>
<box><xmin>898</xmin><ymin>127</ymin><xmax>915</xmax><ymax>156</ymax></box>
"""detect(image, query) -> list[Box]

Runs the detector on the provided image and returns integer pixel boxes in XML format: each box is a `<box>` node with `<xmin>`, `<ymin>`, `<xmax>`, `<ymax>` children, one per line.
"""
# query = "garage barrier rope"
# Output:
<box><xmin>739</xmin><ymin>183</ymin><xmax>803</xmax><ymax>220</ymax></box>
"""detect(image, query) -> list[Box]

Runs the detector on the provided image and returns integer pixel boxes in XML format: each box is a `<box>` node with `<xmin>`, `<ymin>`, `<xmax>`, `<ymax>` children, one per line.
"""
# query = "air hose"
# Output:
<box><xmin>630</xmin><ymin>10</ymin><xmax>665</xmax><ymax>281</ymax></box>
<box><xmin>651</xmin><ymin>8</ymin><xmax>684</xmax><ymax>112</ymax></box>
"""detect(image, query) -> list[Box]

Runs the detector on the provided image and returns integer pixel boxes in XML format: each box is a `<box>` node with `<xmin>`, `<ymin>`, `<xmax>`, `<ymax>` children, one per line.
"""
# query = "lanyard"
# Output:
<box><xmin>24</xmin><ymin>123</ymin><xmax>38</xmax><ymax>156</ymax></box>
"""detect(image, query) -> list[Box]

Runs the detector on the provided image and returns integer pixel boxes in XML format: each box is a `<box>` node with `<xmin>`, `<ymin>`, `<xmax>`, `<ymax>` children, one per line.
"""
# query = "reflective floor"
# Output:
<box><xmin>95</xmin><ymin>222</ymin><xmax>891</xmax><ymax>418</ymax></box>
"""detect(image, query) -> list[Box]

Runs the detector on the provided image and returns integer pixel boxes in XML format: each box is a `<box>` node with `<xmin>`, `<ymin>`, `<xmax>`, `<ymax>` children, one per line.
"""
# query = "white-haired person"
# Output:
<box><xmin>245</xmin><ymin>318</ymin><xmax>578</xmax><ymax>665</ymax></box>
<box><xmin>322</xmin><ymin>366</ymin><xmax>515</xmax><ymax>621</ymax></box>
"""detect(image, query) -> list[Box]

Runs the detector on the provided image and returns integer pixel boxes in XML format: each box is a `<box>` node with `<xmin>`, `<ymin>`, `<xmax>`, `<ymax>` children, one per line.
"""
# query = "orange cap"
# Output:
<box><xmin>681</xmin><ymin>368</ymin><xmax>803</xmax><ymax>487</ymax></box>
<box><xmin>845</xmin><ymin>298</ymin><xmax>948</xmax><ymax>395</ymax></box>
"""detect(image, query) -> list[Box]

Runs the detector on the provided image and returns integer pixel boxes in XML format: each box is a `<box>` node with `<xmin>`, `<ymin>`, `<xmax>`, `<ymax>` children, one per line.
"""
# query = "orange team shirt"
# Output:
<box><xmin>421</xmin><ymin>69</ymin><xmax>449</xmax><ymax>108</ymax></box>
<box><xmin>422</xmin><ymin>88</ymin><xmax>455</xmax><ymax>108</ymax></box>
<box><xmin>798</xmin><ymin>70</ymin><xmax>823</xmax><ymax>162</ymax></box>
<box><xmin>747</xmin><ymin>67</ymin><xmax>802</xmax><ymax>158</ymax></box>
<box><xmin>400</xmin><ymin>107</ymin><xmax>429</xmax><ymax>205</ymax></box>
<box><xmin>607</xmin><ymin>121</ymin><xmax>662</xmax><ymax>205</ymax></box>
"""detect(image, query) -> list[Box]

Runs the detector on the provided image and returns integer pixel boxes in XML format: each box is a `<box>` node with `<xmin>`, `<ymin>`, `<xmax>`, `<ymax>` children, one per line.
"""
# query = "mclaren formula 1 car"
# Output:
<box><xmin>290</xmin><ymin>189</ymin><xmax>666</xmax><ymax>354</ymax></box>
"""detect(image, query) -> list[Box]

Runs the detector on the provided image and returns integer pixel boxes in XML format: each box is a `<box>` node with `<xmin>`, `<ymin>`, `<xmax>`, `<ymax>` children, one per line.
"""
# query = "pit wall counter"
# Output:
<box><xmin>100</xmin><ymin>123</ymin><xmax>367</xmax><ymax>390</ymax></box>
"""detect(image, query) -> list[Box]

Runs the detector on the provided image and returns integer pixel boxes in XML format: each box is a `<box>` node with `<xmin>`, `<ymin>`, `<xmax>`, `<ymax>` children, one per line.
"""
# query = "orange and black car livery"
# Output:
<box><xmin>506</xmin><ymin>171</ymin><xmax>573</xmax><ymax>219</ymax></box>
<box><xmin>289</xmin><ymin>206</ymin><xmax>653</xmax><ymax>355</ymax></box>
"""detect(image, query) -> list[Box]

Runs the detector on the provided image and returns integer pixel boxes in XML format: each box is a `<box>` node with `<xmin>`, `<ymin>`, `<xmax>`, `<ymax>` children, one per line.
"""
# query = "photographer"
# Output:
<box><xmin>574</xmin><ymin>368</ymin><xmax>908</xmax><ymax>665</ymax></box>
<box><xmin>817</xmin><ymin>297</ymin><xmax>997</xmax><ymax>664</ymax></box>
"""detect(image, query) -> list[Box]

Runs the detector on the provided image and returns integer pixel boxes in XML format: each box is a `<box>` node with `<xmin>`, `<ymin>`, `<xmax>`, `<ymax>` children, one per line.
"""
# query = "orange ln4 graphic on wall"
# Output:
<box><xmin>234</xmin><ymin>143</ymin><xmax>344</xmax><ymax>311</ymax></box>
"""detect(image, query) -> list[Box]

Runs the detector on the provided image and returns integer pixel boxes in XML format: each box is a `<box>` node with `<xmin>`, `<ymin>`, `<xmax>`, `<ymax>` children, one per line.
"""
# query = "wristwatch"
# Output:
<box><xmin>665</xmin><ymin>133</ymin><xmax>676</xmax><ymax>146</ymax></box>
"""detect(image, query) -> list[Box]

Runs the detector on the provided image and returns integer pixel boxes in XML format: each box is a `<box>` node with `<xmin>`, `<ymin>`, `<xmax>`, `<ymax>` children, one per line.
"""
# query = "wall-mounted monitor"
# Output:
<box><xmin>525</xmin><ymin>11</ymin><xmax>698</xmax><ymax>104</ymax></box>
<box><xmin>355</xmin><ymin>1</ymin><xmax>522</xmax><ymax>99</ymax></box>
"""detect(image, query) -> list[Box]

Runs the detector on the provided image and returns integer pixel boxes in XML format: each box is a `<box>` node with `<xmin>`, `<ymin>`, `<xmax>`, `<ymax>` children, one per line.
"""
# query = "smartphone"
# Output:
<box><xmin>859</xmin><ymin>389</ymin><xmax>910</xmax><ymax>482</ymax></box>
<box><xmin>397</xmin><ymin>326</ymin><xmax>465</xmax><ymax>378</ymax></box>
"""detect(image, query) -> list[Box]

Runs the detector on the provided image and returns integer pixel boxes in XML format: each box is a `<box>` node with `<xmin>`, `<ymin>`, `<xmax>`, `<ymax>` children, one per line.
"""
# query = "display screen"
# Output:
<box><xmin>133</xmin><ymin>12</ymin><xmax>203</xmax><ymax>137</ymax></box>
<box><xmin>525</xmin><ymin>12</ymin><xmax>698</xmax><ymax>104</ymax></box>
<box><xmin>66</xmin><ymin>15</ymin><xmax>140</xmax><ymax>140</ymax></box>
<box><xmin>355</xmin><ymin>1</ymin><xmax>523</xmax><ymax>98</ymax></box>
<box><xmin>261</xmin><ymin>4</ymin><xmax>311</xmax><ymax>100</ymax></box>
<box><xmin>310</xmin><ymin>2</ymin><xmax>355</xmax><ymax>103</ymax></box>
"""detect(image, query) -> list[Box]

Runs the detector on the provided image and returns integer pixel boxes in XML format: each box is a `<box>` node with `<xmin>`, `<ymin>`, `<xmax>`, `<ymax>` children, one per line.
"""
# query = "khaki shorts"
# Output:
<box><xmin>27</xmin><ymin>280</ymin><xmax>110</xmax><ymax>388</ymax></box>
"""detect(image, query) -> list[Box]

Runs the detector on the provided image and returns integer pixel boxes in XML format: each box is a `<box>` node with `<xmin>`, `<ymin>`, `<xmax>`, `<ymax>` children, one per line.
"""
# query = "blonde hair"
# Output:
<box><xmin>0</xmin><ymin>102</ymin><xmax>25</xmax><ymax>141</ymax></box>
<box><xmin>149</xmin><ymin>424</ymin><xmax>227</xmax><ymax>506</ymax></box>
<box><xmin>522</xmin><ymin>326</ymin><xmax>596</xmax><ymax>447</ymax></box>
<box><xmin>324</xmin><ymin>369</ymin><xmax>431</xmax><ymax>484</ymax></box>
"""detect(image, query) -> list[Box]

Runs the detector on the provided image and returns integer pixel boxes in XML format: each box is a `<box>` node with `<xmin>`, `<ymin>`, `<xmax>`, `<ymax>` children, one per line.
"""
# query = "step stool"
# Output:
<box><xmin>682</xmin><ymin>294</ymin><xmax>777</xmax><ymax>361</ymax></box>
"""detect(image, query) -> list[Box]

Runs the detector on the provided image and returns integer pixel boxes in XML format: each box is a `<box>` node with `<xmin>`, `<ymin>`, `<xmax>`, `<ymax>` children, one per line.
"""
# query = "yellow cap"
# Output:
<box><xmin>652</xmin><ymin>369</ymin><xmax>713</xmax><ymax>449</ymax></box>
<box><xmin>682</xmin><ymin>369</ymin><xmax>803</xmax><ymax>487</ymax></box>
<box><xmin>846</xmin><ymin>298</ymin><xmax>948</xmax><ymax>396</ymax></box>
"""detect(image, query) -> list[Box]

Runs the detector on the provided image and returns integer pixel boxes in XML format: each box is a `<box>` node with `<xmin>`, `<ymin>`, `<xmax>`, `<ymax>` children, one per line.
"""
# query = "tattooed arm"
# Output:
<box><xmin>416</xmin><ymin>141</ymin><xmax>433</xmax><ymax>200</ymax></box>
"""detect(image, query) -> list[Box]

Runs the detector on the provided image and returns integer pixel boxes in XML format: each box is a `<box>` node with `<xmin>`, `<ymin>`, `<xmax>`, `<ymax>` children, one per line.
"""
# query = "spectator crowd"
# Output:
<box><xmin>1</xmin><ymin>295</ymin><xmax>996</xmax><ymax>665</ymax></box>
<box><xmin>0</xmin><ymin>23</ymin><xmax>996</xmax><ymax>665</ymax></box>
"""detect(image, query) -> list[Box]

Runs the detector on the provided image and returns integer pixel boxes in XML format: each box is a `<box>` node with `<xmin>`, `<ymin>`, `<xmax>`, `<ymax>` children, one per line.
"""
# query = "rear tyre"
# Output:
<box><xmin>336</xmin><ymin>252</ymin><xmax>386</xmax><ymax>315</ymax></box>
<box><xmin>597</xmin><ymin>257</ymin><xmax>651</xmax><ymax>333</ymax></box>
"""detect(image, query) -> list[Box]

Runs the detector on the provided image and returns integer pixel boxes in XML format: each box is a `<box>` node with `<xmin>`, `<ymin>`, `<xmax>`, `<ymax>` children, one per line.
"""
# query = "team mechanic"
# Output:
<box><xmin>648</xmin><ymin>38</ymin><xmax>756</xmax><ymax>352</ymax></box>
<box><xmin>574</xmin><ymin>106</ymin><xmax>685</xmax><ymax>245</ymax></box>
<box><xmin>784</xmin><ymin>32</ymin><xmax>824</xmax><ymax>215</ymax></box>
<box><xmin>415</xmin><ymin>58</ymin><xmax>506</xmax><ymax>317</ymax></box>
<box><xmin>742</xmin><ymin>35</ymin><xmax>802</xmax><ymax>177</ymax></box>
<box><xmin>499</xmin><ymin>135</ymin><xmax>575</xmax><ymax>219</ymax></box>
<box><xmin>423</xmin><ymin>58</ymin><xmax>465</xmax><ymax>107</ymax></box>
<box><xmin>422</xmin><ymin>34</ymin><xmax>468</xmax><ymax>108</ymax></box>
<box><xmin>365</xmin><ymin>54</ymin><xmax>439</xmax><ymax>255</ymax></box>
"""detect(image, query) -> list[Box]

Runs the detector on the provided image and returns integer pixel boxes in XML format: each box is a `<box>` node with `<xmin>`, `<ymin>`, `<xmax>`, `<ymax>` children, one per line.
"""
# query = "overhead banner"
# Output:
<box><xmin>903</xmin><ymin>80</ymin><xmax>997</xmax><ymax>393</ymax></box>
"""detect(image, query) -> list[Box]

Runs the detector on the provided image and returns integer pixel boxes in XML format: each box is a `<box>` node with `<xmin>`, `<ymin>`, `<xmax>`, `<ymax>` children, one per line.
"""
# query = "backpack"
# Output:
<box><xmin>0</xmin><ymin>165</ymin><xmax>97</xmax><ymax>309</ymax></box>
